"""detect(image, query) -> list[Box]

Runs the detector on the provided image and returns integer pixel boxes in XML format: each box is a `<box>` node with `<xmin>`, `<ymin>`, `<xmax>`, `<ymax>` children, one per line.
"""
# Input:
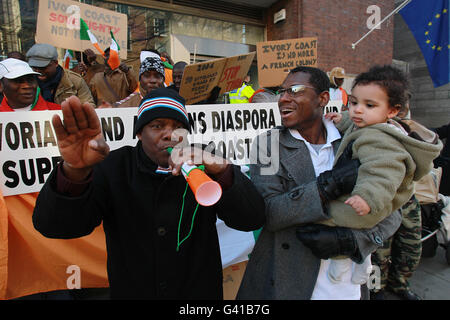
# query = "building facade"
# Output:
<box><xmin>1</xmin><ymin>0</ymin><xmax>267</xmax><ymax>83</ymax></box>
<box><xmin>1</xmin><ymin>0</ymin><xmax>397</xmax><ymax>84</ymax></box>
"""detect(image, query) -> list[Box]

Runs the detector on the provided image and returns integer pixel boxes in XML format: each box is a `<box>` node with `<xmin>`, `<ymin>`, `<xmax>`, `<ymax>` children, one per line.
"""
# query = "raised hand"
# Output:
<box><xmin>52</xmin><ymin>95</ymin><xmax>110</xmax><ymax>181</ymax></box>
<box><xmin>83</xmin><ymin>49</ymin><xmax>97</xmax><ymax>65</ymax></box>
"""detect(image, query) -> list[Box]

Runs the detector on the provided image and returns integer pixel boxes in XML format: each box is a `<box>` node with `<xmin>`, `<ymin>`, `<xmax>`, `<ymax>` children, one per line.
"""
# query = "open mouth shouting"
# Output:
<box><xmin>279</xmin><ymin>106</ymin><xmax>296</xmax><ymax>119</ymax></box>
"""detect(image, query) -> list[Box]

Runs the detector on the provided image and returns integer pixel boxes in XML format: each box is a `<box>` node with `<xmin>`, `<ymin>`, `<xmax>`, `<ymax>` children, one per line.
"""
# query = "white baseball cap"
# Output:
<box><xmin>0</xmin><ymin>58</ymin><xmax>41</xmax><ymax>80</ymax></box>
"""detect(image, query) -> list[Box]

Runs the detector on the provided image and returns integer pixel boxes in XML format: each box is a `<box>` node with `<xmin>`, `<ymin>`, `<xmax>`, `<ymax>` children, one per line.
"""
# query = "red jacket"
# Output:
<box><xmin>0</xmin><ymin>94</ymin><xmax>61</xmax><ymax>112</ymax></box>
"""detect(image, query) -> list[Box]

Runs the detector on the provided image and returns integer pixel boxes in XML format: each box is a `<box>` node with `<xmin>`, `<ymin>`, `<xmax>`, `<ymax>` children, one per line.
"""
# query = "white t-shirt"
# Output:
<box><xmin>329</xmin><ymin>87</ymin><xmax>343</xmax><ymax>102</ymax></box>
<box><xmin>289</xmin><ymin>117</ymin><xmax>361</xmax><ymax>300</ymax></box>
<box><xmin>11</xmin><ymin>105</ymin><xmax>32</xmax><ymax>112</ymax></box>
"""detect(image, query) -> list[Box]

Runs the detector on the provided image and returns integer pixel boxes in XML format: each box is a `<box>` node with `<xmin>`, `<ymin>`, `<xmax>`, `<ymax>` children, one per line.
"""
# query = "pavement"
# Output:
<box><xmin>384</xmin><ymin>235</ymin><xmax>450</xmax><ymax>300</ymax></box>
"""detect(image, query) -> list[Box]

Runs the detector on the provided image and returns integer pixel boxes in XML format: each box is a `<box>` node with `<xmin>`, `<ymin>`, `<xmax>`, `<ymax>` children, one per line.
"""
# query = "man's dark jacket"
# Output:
<box><xmin>33</xmin><ymin>142</ymin><xmax>265</xmax><ymax>299</ymax></box>
<box><xmin>433</xmin><ymin>122</ymin><xmax>450</xmax><ymax>195</ymax></box>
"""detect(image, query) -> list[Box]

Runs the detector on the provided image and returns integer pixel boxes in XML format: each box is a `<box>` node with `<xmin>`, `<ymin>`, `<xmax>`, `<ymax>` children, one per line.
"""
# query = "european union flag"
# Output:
<box><xmin>400</xmin><ymin>0</ymin><xmax>450</xmax><ymax>87</ymax></box>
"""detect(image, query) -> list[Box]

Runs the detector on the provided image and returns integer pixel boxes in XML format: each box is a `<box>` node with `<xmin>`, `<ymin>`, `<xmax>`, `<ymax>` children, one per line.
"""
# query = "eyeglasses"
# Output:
<box><xmin>277</xmin><ymin>84</ymin><xmax>315</xmax><ymax>97</ymax></box>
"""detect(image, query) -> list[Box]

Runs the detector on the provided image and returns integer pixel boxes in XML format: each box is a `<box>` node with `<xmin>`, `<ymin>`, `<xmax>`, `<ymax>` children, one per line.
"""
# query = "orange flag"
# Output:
<box><xmin>0</xmin><ymin>192</ymin><xmax>108</xmax><ymax>300</ymax></box>
<box><xmin>107</xmin><ymin>31</ymin><xmax>120</xmax><ymax>70</ymax></box>
<box><xmin>0</xmin><ymin>190</ymin><xmax>8</xmax><ymax>299</ymax></box>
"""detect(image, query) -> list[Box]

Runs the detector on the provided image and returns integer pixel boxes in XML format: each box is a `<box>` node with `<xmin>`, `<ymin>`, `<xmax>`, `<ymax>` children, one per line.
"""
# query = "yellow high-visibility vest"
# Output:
<box><xmin>229</xmin><ymin>83</ymin><xmax>255</xmax><ymax>104</ymax></box>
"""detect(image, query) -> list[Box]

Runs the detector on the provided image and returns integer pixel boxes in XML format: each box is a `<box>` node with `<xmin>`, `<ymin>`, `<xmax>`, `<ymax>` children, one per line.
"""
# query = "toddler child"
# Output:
<box><xmin>320</xmin><ymin>65</ymin><xmax>442</xmax><ymax>284</ymax></box>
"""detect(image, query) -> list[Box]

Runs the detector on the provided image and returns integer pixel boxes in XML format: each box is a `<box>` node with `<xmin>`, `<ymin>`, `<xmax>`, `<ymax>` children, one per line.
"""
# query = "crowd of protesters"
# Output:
<box><xmin>0</xmin><ymin>42</ymin><xmax>447</xmax><ymax>301</ymax></box>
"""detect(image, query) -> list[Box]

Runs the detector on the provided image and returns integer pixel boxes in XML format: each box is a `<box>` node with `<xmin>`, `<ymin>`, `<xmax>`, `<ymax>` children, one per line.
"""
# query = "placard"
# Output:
<box><xmin>179</xmin><ymin>52</ymin><xmax>255</xmax><ymax>104</ymax></box>
<box><xmin>257</xmin><ymin>37</ymin><xmax>318</xmax><ymax>87</ymax></box>
<box><xmin>36</xmin><ymin>0</ymin><xmax>128</xmax><ymax>58</ymax></box>
<box><xmin>217</xmin><ymin>52</ymin><xmax>256</xmax><ymax>96</ymax></box>
<box><xmin>179</xmin><ymin>59</ymin><xmax>227</xmax><ymax>105</ymax></box>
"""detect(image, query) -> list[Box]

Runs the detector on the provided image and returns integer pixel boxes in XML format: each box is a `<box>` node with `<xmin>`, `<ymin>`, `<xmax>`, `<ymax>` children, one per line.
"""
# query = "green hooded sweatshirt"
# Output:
<box><xmin>321</xmin><ymin>113</ymin><xmax>443</xmax><ymax>229</ymax></box>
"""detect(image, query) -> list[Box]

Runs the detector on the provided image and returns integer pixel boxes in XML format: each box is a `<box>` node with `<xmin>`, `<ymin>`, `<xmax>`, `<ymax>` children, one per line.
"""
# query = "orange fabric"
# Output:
<box><xmin>164</xmin><ymin>68</ymin><xmax>173</xmax><ymax>87</ymax></box>
<box><xmin>0</xmin><ymin>192</ymin><xmax>108</xmax><ymax>299</ymax></box>
<box><xmin>0</xmin><ymin>190</ymin><xmax>8</xmax><ymax>299</ymax></box>
<box><xmin>339</xmin><ymin>87</ymin><xmax>348</xmax><ymax>106</ymax></box>
<box><xmin>107</xmin><ymin>49</ymin><xmax>120</xmax><ymax>71</ymax></box>
<box><xmin>93</xmin><ymin>43</ymin><xmax>105</xmax><ymax>57</ymax></box>
<box><xmin>249</xmin><ymin>89</ymin><xmax>265</xmax><ymax>103</ymax></box>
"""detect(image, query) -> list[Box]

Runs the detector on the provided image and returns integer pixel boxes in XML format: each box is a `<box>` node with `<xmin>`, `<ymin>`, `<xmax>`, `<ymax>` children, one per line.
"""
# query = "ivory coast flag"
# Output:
<box><xmin>107</xmin><ymin>30</ymin><xmax>120</xmax><ymax>70</ymax></box>
<box><xmin>80</xmin><ymin>18</ymin><xmax>105</xmax><ymax>56</ymax></box>
<box><xmin>63</xmin><ymin>49</ymin><xmax>75</xmax><ymax>69</ymax></box>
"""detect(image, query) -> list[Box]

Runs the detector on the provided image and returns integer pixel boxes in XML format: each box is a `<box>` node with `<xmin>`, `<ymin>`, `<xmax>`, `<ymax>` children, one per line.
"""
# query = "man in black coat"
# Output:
<box><xmin>32</xmin><ymin>88</ymin><xmax>266</xmax><ymax>299</ymax></box>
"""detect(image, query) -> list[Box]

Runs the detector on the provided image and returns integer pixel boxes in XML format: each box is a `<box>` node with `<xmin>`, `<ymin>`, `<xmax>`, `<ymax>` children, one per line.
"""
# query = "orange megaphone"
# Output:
<box><xmin>181</xmin><ymin>162</ymin><xmax>222</xmax><ymax>206</ymax></box>
<box><xmin>168</xmin><ymin>148</ymin><xmax>222</xmax><ymax>206</ymax></box>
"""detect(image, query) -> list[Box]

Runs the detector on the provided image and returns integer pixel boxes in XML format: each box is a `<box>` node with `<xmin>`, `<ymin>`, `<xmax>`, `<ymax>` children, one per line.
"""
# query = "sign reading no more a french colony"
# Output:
<box><xmin>257</xmin><ymin>37</ymin><xmax>318</xmax><ymax>88</ymax></box>
<box><xmin>36</xmin><ymin>0</ymin><xmax>128</xmax><ymax>58</ymax></box>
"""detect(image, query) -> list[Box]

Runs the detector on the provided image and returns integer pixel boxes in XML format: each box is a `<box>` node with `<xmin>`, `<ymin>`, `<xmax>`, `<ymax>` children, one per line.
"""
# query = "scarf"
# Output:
<box><xmin>38</xmin><ymin>65</ymin><xmax>63</xmax><ymax>102</ymax></box>
<box><xmin>136</xmin><ymin>140</ymin><xmax>171</xmax><ymax>175</ymax></box>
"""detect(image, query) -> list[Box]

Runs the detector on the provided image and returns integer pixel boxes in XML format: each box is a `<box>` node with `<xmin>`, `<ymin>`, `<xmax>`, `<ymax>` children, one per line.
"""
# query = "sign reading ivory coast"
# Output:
<box><xmin>257</xmin><ymin>37</ymin><xmax>318</xmax><ymax>87</ymax></box>
<box><xmin>179</xmin><ymin>52</ymin><xmax>256</xmax><ymax>105</ymax></box>
<box><xmin>36</xmin><ymin>0</ymin><xmax>128</xmax><ymax>58</ymax></box>
<box><xmin>0</xmin><ymin>103</ymin><xmax>280</xmax><ymax>196</ymax></box>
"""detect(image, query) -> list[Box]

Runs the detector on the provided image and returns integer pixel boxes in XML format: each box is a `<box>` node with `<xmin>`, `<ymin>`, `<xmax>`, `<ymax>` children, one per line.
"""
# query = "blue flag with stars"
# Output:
<box><xmin>400</xmin><ymin>0</ymin><xmax>450</xmax><ymax>87</ymax></box>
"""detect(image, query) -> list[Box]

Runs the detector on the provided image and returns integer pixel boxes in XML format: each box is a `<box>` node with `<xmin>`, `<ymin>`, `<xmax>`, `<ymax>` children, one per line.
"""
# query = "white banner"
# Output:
<box><xmin>324</xmin><ymin>100</ymin><xmax>343</xmax><ymax>114</ymax></box>
<box><xmin>0</xmin><ymin>103</ymin><xmax>281</xmax><ymax>196</ymax></box>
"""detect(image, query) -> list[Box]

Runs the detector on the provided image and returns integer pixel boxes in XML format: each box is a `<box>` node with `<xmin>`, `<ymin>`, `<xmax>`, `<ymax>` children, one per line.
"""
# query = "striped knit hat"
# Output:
<box><xmin>134</xmin><ymin>87</ymin><xmax>190</xmax><ymax>135</ymax></box>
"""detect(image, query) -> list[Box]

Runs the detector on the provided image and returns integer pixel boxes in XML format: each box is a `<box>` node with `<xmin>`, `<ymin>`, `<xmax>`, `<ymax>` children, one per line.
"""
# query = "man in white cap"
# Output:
<box><xmin>0</xmin><ymin>58</ymin><xmax>60</xmax><ymax>111</ymax></box>
<box><xmin>26</xmin><ymin>43</ymin><xmax>94</xmax><ymax>106</ymax></box>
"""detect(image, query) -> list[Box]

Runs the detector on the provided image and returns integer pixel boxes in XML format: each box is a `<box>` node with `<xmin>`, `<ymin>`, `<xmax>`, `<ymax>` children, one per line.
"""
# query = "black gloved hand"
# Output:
<box><xmin>434</xmin><ymin>155</ymin><xmax>450</xmax><ymax>168</ymax></box>
<box><xmin>295</xmin><ymin>224</ymin><xmax>357</xmax><ymax>259</ymax></box>
<box><xmin>207</xmin><ymin>86</ymin><xmax>221</xmax><ymax>103</ymax></box>
<box><xmin>317</xmin><ymin>141</ymin><xmax>360</xmax><ymax>202</ymax></box>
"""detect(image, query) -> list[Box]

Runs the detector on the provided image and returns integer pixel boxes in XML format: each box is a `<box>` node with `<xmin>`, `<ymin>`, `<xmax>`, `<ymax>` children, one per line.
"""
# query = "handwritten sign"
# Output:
<box><xmin>257</xmin><ymin>37</ymin><xmax>318</xmax><ymax>87</ymax></box>
<box><xmin>179</xmin><ymin>59</ymin><xmax>227</xmax><ymax>105</ymax></box>
<box><xmin>179</xmin><ymin>52</ymin><xmax>255</xmax><ymax>104</ymax></box>
<box><xmin>36</xmin><ymin>0</ymin><xmax>128</xmax><ymax>58</ymax></box>
<box><xmin>217</xmin><ymin>52</ymin><xmax>256</xmax><ymax>96</ymax></box>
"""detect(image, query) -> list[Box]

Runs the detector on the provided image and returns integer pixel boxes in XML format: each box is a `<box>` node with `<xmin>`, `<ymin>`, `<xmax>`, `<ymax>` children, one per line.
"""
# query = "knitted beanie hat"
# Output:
<box><xmin>139</xmin><ymin>57</ymin><xmax>165</xmax><ymax>79</ymax></box>
<box><xmin>134</xmin><ymin>87</ymin><xmax>190</xmax><ymax>135</ymax></box>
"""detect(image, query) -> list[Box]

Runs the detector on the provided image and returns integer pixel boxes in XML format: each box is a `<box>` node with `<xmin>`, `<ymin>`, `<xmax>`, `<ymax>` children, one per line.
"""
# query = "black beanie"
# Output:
<box><xmin>134</xmin><ymin>87</ymin><xmax>190</xmax><ymax>135</ymax></box>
